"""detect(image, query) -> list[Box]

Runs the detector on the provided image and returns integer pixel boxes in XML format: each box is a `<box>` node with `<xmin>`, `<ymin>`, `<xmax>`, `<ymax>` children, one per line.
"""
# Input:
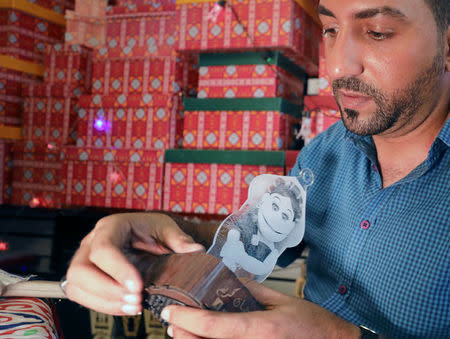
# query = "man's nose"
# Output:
<box><xmin>326</xmin><ymin>29</ymin><xmax>364</xmax><ymax>80</ymax></box>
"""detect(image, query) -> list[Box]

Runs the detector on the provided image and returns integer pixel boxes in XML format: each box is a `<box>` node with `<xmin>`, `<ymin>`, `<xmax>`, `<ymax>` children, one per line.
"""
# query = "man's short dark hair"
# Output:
<box><xmin>424</xmin><ymin>0</ymin><xmax>449</xmax><ymax>34</ymax></box>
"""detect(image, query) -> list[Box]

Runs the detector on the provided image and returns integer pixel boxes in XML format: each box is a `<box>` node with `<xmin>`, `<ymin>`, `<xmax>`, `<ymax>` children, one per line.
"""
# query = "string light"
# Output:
<box><xmin>109</xmin><ymin>171</ymin><xmax>121</xmax><ymax>183</ymax></box>
<box><xmin>29</xmin><ymin>197</ymin><xmax>41</xmax><ymax>208</ymax></box>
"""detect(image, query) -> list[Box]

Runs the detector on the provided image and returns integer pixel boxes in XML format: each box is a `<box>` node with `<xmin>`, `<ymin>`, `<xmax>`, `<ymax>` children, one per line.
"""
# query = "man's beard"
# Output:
<box><xmin>332</xmin><ymin>49</ymin><xmax>445</xmax><ymax>136</ymax></box>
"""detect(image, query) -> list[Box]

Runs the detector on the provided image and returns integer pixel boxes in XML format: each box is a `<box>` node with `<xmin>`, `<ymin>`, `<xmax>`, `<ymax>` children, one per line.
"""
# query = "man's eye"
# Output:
<box><xmin>272</xmin><ymin>203</ymin><xmax>279</xmax><ymax>211</ymax></box>
<box><xmin>322</xmin><ymin>28</ymin><xmax>337</xmax><ymax>37</ymax></box>
<box><xmin>367</xmin><ymin>30</ymin><xmax>392</xmax><ymax>40</ymax></box>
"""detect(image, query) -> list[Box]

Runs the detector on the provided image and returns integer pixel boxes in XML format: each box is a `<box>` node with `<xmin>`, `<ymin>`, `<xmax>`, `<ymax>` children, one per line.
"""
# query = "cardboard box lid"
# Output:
<box><xmin>199</xmin><ymin>51</ymin><xmax>307</xmax><ymax>83</ymax></box>
<box><xmin>62</xmin><ymin>146</ymin><xmax>164</xmax><ymax>163</ymax></box>
<box><xmin>165</xmin><ymin>149</ymin><xmax>285</xmax><ymax>166</ymax></box>
<box><xmin>183</xmin><ymin>97</ymin><xmax>302</xmax><ymax>117</ymax></box>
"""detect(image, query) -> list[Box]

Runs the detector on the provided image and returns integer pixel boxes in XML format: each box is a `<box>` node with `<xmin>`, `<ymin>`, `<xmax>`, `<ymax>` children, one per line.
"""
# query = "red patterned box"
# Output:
<box><xmin>11</xmin><ymin>141</ymin><xmax>63</xmax><ymax>208</ymax></box>
<box><xmin>62</xmin><ymin>146</ymin><xmax>164</xmax><ymax>210</ymax></box>
<box><xmin>76</xmin><ymin>93</ymin><xmax>180</xmax><ymax>150</ymax></box>
<box><xmin>65</xmin><ymin>10</ymin><xmax>107</xmax><ymax>49</ymax></box>
<box><xmin>100</xmin><ymin>11</ymin><xmax>176</xmax><ymax>58</ymax></box>
<box><xmin>163</xmin><ymin>149</ymin><xmax>284</xmax><ymax>215</ymax></box>
<box><xmin>108</xmin><ymin>1</ymin><xmax>176</xmax><ymax>14</ymax></box>
<box><xmin>75</xmin><ymin>0</ymin><xmax>107</xmax><ymax>17</ymax></box>
<box><xmin>91</xmin><ymin>54</ymin><xmax>197</xmax><ymax>96</ymax></box>
<box><xmin>0</xmin><ymin>9</ymin><xmax>65</xmax><ymax>63</ymax></box>
<box><xmin>0</xmin><ymin>139</ymin><xmax>13</xmax><ymax>205</ymax></box>
<box><xmin>318</xmin><ymin>40</ymin><xmax>332</xmax><ymax>96</ymax></box>
<box><xmin>304</xmin><ymin>95</ymin><xmax>341</xmax><ymax>139</ymax></box>
<box><xmin>197</xmin><ymin>51</ymin><xmax>305</xmax><ymax>104</ymax></box>
<box><xmin>23</xmin><ymin>96</ymin><xmax>79</xmax><ymax>145</ymax></box>
<box><xmin>0</xmin><ymin>94</ymin><xmax>23</xmax><ymax>126</ymax></box>
<box><xmin>43</xmin><ymin>43</ymin><xmax>93</xmax><ymax>90</ymax></box>
<box><xmin>182</xmin><ymin>98</ymin><xmax>301</xmax><ymax>151</ymax></box>
<box><xmin>25</xmin><ymin>0</ymin><xmax>75</xmax><ymax>13</ymax></box>
<box><xmin>0</xmin><ymin>67</ymin><xmax>41</xmax><ymax>126</ymax></box>
<box><xmin>176</xmin><ymin>0</ymin><xmax>321</xmax><ymax>75</ymax></box>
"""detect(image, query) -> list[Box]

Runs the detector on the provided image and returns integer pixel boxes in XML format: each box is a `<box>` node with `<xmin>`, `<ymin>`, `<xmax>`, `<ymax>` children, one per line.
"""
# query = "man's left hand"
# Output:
<box><xmin>160</xmin><ymin>279</ymin><xmax>361</xmax><ymax>338</ymax></box>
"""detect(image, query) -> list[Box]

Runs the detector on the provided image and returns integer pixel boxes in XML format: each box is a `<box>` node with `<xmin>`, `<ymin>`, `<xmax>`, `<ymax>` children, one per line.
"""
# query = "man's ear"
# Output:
<box><xmin>446</xmin><ymin>27</ymin><xmax>450</xmax><ymax>71</ymax></box>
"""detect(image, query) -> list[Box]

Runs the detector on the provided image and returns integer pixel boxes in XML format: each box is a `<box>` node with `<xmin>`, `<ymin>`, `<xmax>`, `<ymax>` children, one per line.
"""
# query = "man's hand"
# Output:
<box><xmin>64</xmin><ymin>213</ymin><xmax>205</xmax><ymax>316</ymax></box>
<box><xmin>161</xmin><ymin>280</ymin><xmax>361</xmax><ymax>339</ymax></box>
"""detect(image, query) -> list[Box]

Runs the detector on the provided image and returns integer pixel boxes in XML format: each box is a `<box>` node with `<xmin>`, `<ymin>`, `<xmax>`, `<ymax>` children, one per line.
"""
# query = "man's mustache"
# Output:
<box><xmin>332</xmin><ymin>77</ymin><xmax>381</xmax><ymax>100</ymax></box>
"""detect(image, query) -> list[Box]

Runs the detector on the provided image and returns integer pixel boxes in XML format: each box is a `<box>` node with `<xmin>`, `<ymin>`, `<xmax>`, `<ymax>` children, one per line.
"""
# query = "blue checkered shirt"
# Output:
<box><xmin>285</xmin><ymin>118</ymin><xmax>449</xmax><ymax>338</ymax></box>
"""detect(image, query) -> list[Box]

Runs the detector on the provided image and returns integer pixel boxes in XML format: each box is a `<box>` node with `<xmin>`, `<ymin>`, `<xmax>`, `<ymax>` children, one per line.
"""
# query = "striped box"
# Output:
<box><xmin>91</xmin><ymin>54</ymin><xmax>197</xmax><ymax>97</ymax></box>
<box><xmin>76</xmin><ymin>94</ymin><xmax>181</xmax><ymax>150</ymax></box>
<box><xmin>65</xmin><ymin>10</ymin><xmax>107</xmax><ymax>49</ymax></box>
<box><xmin>176</xmin><ymin>0</ymin><xmax>321</xmax><ymax>75</ymax></box>
<box><xmin>318</xmin><ymin>40</ymin><xmax>332</xmax><ymax>96</ymax></box>
<box><xmin>163</xmin><ymin>149</ymin><xmax>285</xmax><ymax>215</ymax></box>
<box><xmin>0</xmin><ymin>139</ymin><xmax>13</xmax><ymax>205</ymax></box>
<box><xmin>100</xmin><ymin>10</ymin><xmax>176</xmax><ymax>58</ymax></box>
<box><xmin>11</xmin><ymin>141</ymin><xmax>63</xmax><ymax>208</ymax></box>
<box><xmin>23</xmin><ymin>96</ymin><xmax>79</xmax><ymax>145</ymax></box>
<box><xmin>62</xmin><ymin>146</ymin><xmax>164</xmax><ymax>210</ymax></box>
<box><xmin>197</xmin><ymin>51</ymin><xmax>306</xmax><ymax>104</ymax></box>
<box><xmin>182</xmin><ymin>98</ymin><xmax>301</xmax><ymax>151</ymax></box>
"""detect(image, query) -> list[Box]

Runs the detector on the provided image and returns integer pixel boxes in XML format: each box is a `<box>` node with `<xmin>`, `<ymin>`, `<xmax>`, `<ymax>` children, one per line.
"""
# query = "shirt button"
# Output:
<box><xmin>338</xmin><ymin>285</ymin><xmax>347</xmax><ymax>295</ymax></box>
<box><xmin>360</xmin><ymin>220</ymin><xmax>370</xmax><ymax>230</ymax></box>
<box><xmin>372</xmin><ymin>164</ymin><xmax>378</xmax><ymax>172</ymax></box>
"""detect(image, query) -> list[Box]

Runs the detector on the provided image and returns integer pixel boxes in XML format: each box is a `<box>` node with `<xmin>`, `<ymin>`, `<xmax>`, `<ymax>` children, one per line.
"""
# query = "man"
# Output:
<box><xmin>65</xmin><ymin>0</ymin><xmax>449</xmax><ymax>337</ymax></box>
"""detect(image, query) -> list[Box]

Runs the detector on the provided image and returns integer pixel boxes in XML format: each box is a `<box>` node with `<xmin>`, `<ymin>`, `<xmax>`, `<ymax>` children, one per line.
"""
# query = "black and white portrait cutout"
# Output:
<box><xmin>208</xmin><ymin>170</ymin><xmax>313</xmax><ymax>282</ymax></box>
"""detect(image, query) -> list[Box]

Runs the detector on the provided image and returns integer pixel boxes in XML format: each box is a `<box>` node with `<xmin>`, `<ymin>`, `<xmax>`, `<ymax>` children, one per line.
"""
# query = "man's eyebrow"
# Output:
<box><xmin>318</xmin><ymin>5</ymin><xmax>335</xmax><ymax>18</ymax></box>
<box><xmin>354</xmin><ymin>7</ymin><xmax>407</xmax><ymax>20</ymax></box>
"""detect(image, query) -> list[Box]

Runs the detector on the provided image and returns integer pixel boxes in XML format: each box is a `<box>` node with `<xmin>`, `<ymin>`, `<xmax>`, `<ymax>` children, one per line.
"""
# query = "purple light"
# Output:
<box><xmin>94</xmin><ymin>118</ymin><xmax>108</xmax><ymax>131</ymax></box>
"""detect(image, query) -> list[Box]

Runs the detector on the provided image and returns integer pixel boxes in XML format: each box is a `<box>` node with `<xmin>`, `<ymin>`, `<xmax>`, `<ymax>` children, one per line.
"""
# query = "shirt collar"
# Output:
<box><xmin>344</xmin><ymin>116</ymin><xmax>450</xmax><ymax>165</ymax></box>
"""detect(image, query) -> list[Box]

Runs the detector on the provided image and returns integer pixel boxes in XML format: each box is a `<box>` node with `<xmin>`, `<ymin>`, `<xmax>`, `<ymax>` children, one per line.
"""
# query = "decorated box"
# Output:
<box><xmin>44</xmin><ymin>43</ymin><xmax>93</xmax><ymax>91</ymax></box>
<box><xmin>107</xmin><ymin>0</ymin><xmax>176</xmax><ymax>14</ymax></box>
<box><xmin>0</xmin><ymin>8</ymin><xmax>65</xmax><ymax>63</ymax></box>
<box><xmin>0</xmin><ymin>139</ymin><xmax>13</xmax><ymax>205</ymax></box>
<box><xmin>62</xmin><ymin>146</ymin><xmax>164</xmax><ymax>210</ymax></box>
<box><xmin>318</xmin><ymin>40</ymin><xmax>332</xmax><ymax>96</ymax></box>
<box><xmin>183</xmin><ymin>97</ymin><xmax>301</xmax><ymax>151</ymax></box>
<box><xmin>23</xmin><ymin>96</ymin><xmax>79</xmax><ymax>145</ymax></box>
<box><xmin>91</xmin><ymin>53</ymin><xmax>197</xmax><ymax>96</ymax></box>
<box><xmin>65</xmin><ymin>10</ymin><xmax>107</xmax><ymax>48</ymax></box>
<box><xmin>101</xmin><ymin>10</ymin><xmax>176</xmax><ymax>58</ymax></box>
<box><xmin>304</xmin><ymin>95</ymin><xmax>341</xmax><ymax>139</ymax></box>
<box><xmin>176</xmin><ymin>0</ymin><xmax>321</xmax><ymax>75</ymax></box>
<box><xmin>0</xmin><ymin>67</ymin><xmax>41</xmax><ymax>126</ymax></box>
<box><xmin>11</xmin><ymin>141</ymin><xmax>63</xmax><ymax>208</ymax></box>
<box><xmin>74</xmin><ymin>0</ymin><xmax>108</xmax><ymax>17</ymax></box>
<box><xmin>197</xmin><ymin>51</ymin><xmax>306</xmax><ymax>104</ymax></box>
<box><xmin>25</xmin><ymin>0</ymin><xmax>75</xmax><ymax>13</ymax></box>
<box><xmin>0</xmin><ymin>95</ymin><xmax>23</xmax><ymax>127</ymax></box>
<box><xmin>76</xmin><ymin>93</ymin><xmax>181</xmax><ymax>150</ymax></box>
<box><xmin>163</xmin><ymin>149</ymin><xmax>285</xmax><ymax>215</ymax></box>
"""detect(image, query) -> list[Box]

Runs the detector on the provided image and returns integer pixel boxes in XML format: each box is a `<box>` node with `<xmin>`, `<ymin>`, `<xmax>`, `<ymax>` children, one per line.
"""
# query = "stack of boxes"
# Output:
<box><xmin>0</xmin><ymin>0</ymin><xmax>75</xmax><ymax>205</ymax></box>
<box><xmin>11</xmin><ymin>43</ymin><xmax>93</xmax><ymax>208</ymax></box>
<box><xmin>303</xmin><ymin>40</ymin><xmax>341</xmax><ymax>143</ymax></box>
<box><xmin>61</xmin><ymin>0</ymin><xmax>198</xmax><ymax>211</ymax></box>
<box><xmin>162</xmin><ymin>0</ymin><xmax>321</xmax><ymax>216</ymax></box>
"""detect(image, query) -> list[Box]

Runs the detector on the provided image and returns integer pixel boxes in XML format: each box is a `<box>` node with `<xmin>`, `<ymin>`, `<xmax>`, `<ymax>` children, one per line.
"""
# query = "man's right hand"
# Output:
<box><xmin>64</xmin><ymin>213</ymin><xmax>205</xmax><ymax>315</ymax></box>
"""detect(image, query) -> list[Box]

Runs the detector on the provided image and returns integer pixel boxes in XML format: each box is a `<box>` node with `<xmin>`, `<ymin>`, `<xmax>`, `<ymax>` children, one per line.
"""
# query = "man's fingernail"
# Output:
<box><xmin>123</xmin><ymin>294</ymin><xmax>139</xmax><ymax>304</ymax></box>
<box><xmin>122</xmin><ymin>304</ymin><xmax>140</xmax><ymax>315</ymax></box>
<box><xmin>167</xmin><ymin>325</ymin><xmax>173</xmax><ymax>337</ymax></box>
<box><xmin>161</xmin><ymin>307</ymin><xmax>170</xmax><ymax>322</ymax></box>
<box><xmin>125</xmin><ymin>280</ymin><xmax>138</xmax><ymax>293</ymax></box>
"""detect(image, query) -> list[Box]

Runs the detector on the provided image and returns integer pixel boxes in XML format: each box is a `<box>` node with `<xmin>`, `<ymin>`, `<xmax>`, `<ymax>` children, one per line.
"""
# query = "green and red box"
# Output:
<box><xmin>182</xmin><ymin>97</ymin><xmax>301</xmax><ymax>151</ymax></box>
<box><xmin>163</xmin><ymin>149</ymin><xmax>285</xmax><ymax>215</ymax></box>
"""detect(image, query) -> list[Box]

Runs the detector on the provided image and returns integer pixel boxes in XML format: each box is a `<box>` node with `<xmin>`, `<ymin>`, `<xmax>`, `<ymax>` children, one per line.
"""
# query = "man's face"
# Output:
<box><xmin>319</xmin><ymin>0</ymin><xmax>447</xmax><ymax>136</ymax></box>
